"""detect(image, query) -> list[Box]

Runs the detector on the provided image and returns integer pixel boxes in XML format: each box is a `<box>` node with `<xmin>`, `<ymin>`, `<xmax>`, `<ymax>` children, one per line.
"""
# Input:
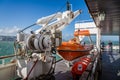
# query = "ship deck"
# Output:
<box><xmin>55</xmin><ymin>50</ymin><xmax>120</xmax><ymax>80</ymax></box>
<box><xmin>99</xmin><ymin>51</ymin><xmax>120</xmax><ymax>80</ymax></box>
<box><xmin>55</xmin><ymin>60</ymin><xmax>72</xmax><ymax>80</ymax></box>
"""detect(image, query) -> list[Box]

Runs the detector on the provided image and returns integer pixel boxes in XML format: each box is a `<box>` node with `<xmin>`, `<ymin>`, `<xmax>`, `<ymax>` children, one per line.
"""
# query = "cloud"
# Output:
<box><xmin>0</xmin><ymin>26</ymin><xmax>35</xmax><ymax>36</ymax></box>
<box><xmin>0</xmin><ymin>26</ymin><xmax>21</xmax><ymax>36</ymax></box>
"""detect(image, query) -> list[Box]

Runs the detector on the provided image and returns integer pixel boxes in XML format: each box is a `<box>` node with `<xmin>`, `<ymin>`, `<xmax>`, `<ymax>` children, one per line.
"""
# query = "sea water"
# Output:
<box><xmin>0</xmin><ymin>41</ymin><xmax>14</xmax><ymax>64</ymax></box>
<box><xmin>0</xmin><ymin>41</ymin><xmax>61</xmax><ymax>64</ymax></box>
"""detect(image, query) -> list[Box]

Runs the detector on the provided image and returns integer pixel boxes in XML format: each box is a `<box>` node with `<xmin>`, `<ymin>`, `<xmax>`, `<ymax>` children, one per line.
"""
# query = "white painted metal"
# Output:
<box><xmin>16</xmin><ymin>7</ymin><xmax>81</xmax><ymax>79</ymax></box>
<box><xmin>17</xmin><ymin>32</ymin><xmax>25</xmax><ymax>42</ymax></box>
<box><xmin>36</xmin><ymin>12</ymin><xmax>62</xmax><ymax>25</ymax></box>
<box><xmin>35</xmin><ymin>10</ymin><xmax>81</xmax><ymax>34</ymax></box>
<box><xmin>96</xmin><ymin>27</ymin><xmax>101</xmax><ymax>52</ymax></box>
<box><xmin>75</xmin><ymin>22</ymin><xmax>96</xmax><ymax>29</ymax></box>
<box><xmin>0</xmin><ymin>63</ymin><xmax>16</xmax><ymax>80</ymax></box>
<box><xmin>17</xmin><ymin>57</ymin><xmax>52</xmax><ymax>79</ymax></box>
<box><xmin>75</xmin><ymin>22</ymin><xmax>97</xmax><ymax>35</ymax></box>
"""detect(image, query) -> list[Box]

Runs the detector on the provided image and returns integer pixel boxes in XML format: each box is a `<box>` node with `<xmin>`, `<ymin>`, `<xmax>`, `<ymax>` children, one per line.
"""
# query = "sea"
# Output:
<box><xmin>0</xmin><ymin>40</ymin><xmax>119</xmax><ymax>64</ymax></box>
<box><xmin>0</xmin><ymin>41</ymin><xmax>62</xmax><ymax>64</ymax></box>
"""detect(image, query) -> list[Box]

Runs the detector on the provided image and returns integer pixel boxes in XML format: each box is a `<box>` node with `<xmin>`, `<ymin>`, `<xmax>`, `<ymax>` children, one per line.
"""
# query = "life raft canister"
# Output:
<box><xmin>80</xmin><ymin>57</ymin><xmax>91</xmax><ymax>63</ymax></box>
<box><xmin>71</xmin><ymin>57</ymin><xmax>91</xmax><ymax>75</ymax></box>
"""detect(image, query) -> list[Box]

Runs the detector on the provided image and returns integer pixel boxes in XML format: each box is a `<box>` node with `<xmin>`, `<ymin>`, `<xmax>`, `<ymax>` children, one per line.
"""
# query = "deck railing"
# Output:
<box><xmin>0</xmin><ymin>54</ymin><xmax>18</xmax><ymax>80</ymax></box>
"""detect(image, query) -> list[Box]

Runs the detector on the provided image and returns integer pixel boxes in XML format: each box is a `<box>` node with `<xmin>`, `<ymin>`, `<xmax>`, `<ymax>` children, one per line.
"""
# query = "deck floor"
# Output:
<box><xmin>54</xmin><ymin>51</ymin><xmax>120</xmax><ymax>80</ymax></box>
<box><xmin>54</xmin><ymin>60</ymin><xmax>73</xmax><ymax>80</ymax></box>
<box><xmin>100</xmin><ymin>51</ymin><xmax>120</xmax><ymax>80</ymax></box>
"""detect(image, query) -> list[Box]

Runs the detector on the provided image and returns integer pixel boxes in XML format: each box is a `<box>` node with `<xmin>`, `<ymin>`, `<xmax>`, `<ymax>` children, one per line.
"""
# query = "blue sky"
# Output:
<box><xmin>0</xmin><ymin>0</ymin><xmax>118</xmax><ymax>41</ymax></box>
<box><xmin>0</xmin><ymin>0</ymin><xmax>91</xmax><ymax>36</ymax></box>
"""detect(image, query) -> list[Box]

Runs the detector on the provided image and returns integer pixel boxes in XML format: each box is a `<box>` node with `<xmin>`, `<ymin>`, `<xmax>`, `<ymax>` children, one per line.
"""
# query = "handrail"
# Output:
<box><xmin>0</xmin><ymin>54</ymin><xmax>20</xmax><ymax>59</ymax></box>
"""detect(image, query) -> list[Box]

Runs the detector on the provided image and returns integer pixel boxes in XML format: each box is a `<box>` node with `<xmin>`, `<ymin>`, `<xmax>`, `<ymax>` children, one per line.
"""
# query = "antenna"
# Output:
<box><xmin>66</xmin><ymin>1</ymin><xmax>71</xmax><ymax>11</ymax></box>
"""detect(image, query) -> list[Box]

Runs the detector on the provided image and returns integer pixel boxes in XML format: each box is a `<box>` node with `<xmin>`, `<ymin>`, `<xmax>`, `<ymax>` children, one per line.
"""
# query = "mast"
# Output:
<box><xmin>66</xmin><ymin>1</ymin><xmax>71</xmax><ymax>11</ymax></box>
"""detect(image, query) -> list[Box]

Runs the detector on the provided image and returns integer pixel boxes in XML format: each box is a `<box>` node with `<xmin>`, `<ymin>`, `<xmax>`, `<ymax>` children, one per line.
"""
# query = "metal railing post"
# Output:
<box><xmin>2</xmin><ymin>59</ymin><xmax>5</xmax><ymax>65</ymax></box>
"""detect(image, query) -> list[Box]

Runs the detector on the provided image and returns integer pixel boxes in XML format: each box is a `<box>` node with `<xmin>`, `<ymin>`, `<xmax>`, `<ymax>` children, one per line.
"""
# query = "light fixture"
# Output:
<box><xmin>99</xmin><ymin>12</ymin><xmax>105</xmax><ymax>21</ymax></box>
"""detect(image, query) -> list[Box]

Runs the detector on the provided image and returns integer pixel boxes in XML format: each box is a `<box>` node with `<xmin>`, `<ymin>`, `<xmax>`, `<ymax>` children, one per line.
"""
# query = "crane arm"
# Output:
<box><xmin>36</xmin><ymin>12</ymin><xmax>62</xmax><ymax>26</ymax></box>
<box><xmin>56</xmin><ymin>10</ymin><xmax>81</xmax><ymax>31</ymax></box>
<box><xmin>35</xmin><ymin>10</ymin><xmax>81</xmax><ymax>34</ymax></box>
<box><xmin>17</xmin><ymin>9</ymin><xmax>81</xmax><ymax>53</ymax></box>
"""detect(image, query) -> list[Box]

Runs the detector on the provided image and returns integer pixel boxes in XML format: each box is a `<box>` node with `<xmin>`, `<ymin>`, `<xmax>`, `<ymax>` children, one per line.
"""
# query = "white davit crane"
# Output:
<box><xmin>15</xmin><ymin>2</ymin><xmax>81</xmax><ymax>80</ymax></box>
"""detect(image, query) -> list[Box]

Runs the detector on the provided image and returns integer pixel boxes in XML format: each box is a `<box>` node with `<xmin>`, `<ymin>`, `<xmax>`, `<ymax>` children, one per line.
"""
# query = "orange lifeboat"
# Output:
<box><xmin>57</xmin><ymin>29</ymin><xmax>93</xmax><ymax>61</ymax></box>
<box><xmin>74</xmin><ymin>30</ymin><xmax>90</xmax><ymax>36</ymax></box>
<box><xmin>57</xmin><ymin>37</ymin><xmax>93</xmax><ymax>61</ymax></box>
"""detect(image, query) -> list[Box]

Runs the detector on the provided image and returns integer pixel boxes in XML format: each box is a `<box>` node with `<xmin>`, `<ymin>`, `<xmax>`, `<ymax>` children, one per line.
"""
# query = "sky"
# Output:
<box><xmin>0</xmin><ymin>0</ymin><xmax>119</xmax><ymax>41</ymax></box>
<box><xmin>0</xmin><ymin>0</ymin><xmax>91</xmax><ymax>36</ymax></box>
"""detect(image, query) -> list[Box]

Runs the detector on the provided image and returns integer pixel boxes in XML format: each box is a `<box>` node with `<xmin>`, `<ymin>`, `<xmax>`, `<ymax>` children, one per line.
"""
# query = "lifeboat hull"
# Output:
<box><xmin>58</xmin><ymin>50</ymin><xmax>89</xmax><ymax>61</ymax></box>
<box><xmin>57</xmin><ymin>41</ymin><xmax>93</xmax><ymax>61</ymax></box>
